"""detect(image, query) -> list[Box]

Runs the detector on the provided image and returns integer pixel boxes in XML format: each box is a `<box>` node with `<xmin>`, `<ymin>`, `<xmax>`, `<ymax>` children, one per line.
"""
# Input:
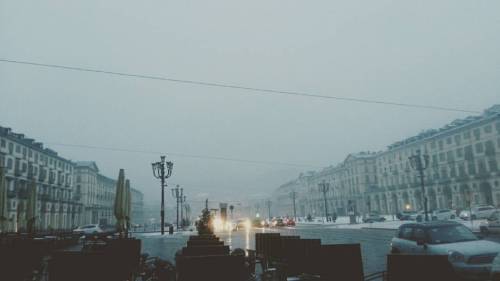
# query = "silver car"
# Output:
<box><xmin>73</xmin><ymin>224</ymin><xmax>103</xmax><ymax>235</ymax></box>
<box><xmin>432</xmin><ymin>209</ymin><xmax>457</xmax><ymax>221</ymax></box>
<box><xmin>391</xmin><ymin>221</ymin><xmax>500</xmax><ymax>280</ymax></box>
<box><xmin>461</xmin><ymin>206</ymin><xmax>497</xmax><ymax>220</ymax></box>
<box><xmin>480</xmin><ymin>211</ymin><xmax>500</xmax><ymax>235</ymax></box>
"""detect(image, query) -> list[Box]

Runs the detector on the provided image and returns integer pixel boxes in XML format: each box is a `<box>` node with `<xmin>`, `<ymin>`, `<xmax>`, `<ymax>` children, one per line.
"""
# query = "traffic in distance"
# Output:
<box><xmin>197</xmin><ymin>202</ymin><xmax>500</xmax><ymax>280</ymax></box>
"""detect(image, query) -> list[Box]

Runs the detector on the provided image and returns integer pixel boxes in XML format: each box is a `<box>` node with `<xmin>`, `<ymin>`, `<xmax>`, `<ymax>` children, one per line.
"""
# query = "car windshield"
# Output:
<box><xmin>427</xmin><ymin>225</ymin><xmax>477</xmax><ymax>244</ymax></box>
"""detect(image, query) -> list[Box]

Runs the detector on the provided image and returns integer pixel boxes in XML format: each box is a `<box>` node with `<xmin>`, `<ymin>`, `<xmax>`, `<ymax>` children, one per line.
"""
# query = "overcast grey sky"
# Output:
<box><xmin>1</xmin><ymin>1</ymin><xmax>499</xmax><ymax>206</ymax></box>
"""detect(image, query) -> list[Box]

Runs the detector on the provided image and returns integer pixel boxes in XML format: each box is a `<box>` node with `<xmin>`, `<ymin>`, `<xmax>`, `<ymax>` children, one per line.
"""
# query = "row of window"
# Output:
<box><xmin>380</xmin><ymin>139</ymin><xmax>499</xmax><ymax>175</ymax></box>
<box><xmin>379</xmin><ymin>158</ymin><xmax>499</xmax><ymax>188</ymax></box>
<box><xmin>0</xmin><ymin>138</ymin><xmax>73</xmax><ymax>172</ymax></box>
<box><xmin>378</xmin><ymin>122</ymin><xmax>500</xmax><ymax>165</ymax></box>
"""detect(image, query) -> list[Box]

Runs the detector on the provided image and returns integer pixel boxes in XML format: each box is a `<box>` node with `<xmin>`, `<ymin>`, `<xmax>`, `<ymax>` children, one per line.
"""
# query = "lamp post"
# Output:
<box><xmin>318</xmin><ymin>180</ymin><xmax>330</xmax><ymax>223</ymax></box>
<box><xmin>266</xmin><ymin>200</ymin><xmax>272</xmax><ymax>220</ymax></box>
<box><xmin>229</xmin><ymin>205</ymin><xmax>234</xmax><ymax>220</ymax></box>
<box><xmin>152</xmin><ymin>156</ymin><xmax>173</xmax><ymax>235</ymax></box>
<box><xmin>409</xmin><ymin>150</ymin><xmax>430</xmax><ymax>221</ymax></box>
<box><xmin>180</xmin><ymin>194</ymin><xmax>186</xmax><ymax>228</ymax></box>
<box><xmin>171</xmin><ymin>185</ymin><xmax>182</xmax><ymax>230</ymax></box>
<box><xmin>290</xmin><ymin>191</ymin><xmax>297</xmax><ymax>222</ymax></box>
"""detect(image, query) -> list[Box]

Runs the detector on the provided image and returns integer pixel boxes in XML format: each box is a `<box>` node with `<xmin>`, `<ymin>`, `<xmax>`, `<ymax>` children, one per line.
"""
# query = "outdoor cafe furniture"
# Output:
<box><xmin>176</xmin><ymin>254</ymin><xmax>246</xmax><ymax>281</ymax></box>
<box><xmin>386</xmin><ymin>254</ymin><xmax>458</xmax><ymax>281</ymax></box>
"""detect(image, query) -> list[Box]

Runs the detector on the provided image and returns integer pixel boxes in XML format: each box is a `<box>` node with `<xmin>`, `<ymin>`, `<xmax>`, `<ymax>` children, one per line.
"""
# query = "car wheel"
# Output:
<box><xmin>450</xmin><ymin>215</ymin><xmax>456</xmax><ymax>219</ymax></box>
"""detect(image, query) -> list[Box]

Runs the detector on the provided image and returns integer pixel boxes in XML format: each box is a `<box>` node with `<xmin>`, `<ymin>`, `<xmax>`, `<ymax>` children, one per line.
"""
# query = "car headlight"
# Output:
<box><xmin>448</xmin><ymin>251</ymin><xmax>465</xmax><ymax>263</ymax></box>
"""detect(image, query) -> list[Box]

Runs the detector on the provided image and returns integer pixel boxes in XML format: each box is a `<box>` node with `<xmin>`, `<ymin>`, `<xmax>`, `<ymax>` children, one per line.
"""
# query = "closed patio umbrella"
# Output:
<box><xmin>0</xmin><ymin>166</ymin><xmax>8</xmax><ymax>233</ymax></box>
<box><xmin>124</xmin><ymin>179</ymin><xmax>132</xmax><ymax>236</ymax></box>
<box><xmin>114</xmin><ymin>169</ymin><xmax>126</xmax><ymax>236</ymax></box>
<box><xmin>25</xmin><ymin>178</ymin><xmax>37</xmax><ymax>234</ymax></box>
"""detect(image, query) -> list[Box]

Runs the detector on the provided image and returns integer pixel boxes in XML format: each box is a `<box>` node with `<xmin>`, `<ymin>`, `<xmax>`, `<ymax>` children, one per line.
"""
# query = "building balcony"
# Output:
<box><xmin>474</xmin><ymin>173</ymin><xmax>491</xmax><ymax>180</ymax></box>
<box><xmin>7</xmin><ymin>190</ymin><xmax>16</xmax><ymax>198</ymax></box>
<box><xmin>455</xmin><ymin>175</ymin><xmax>469</xmax><ymax>182</ymax></box>
<box><xmin>39</xmin><ymin>173</ymin><xmax>47</xmax><ymax>182</ymax></box>
<box><xmin>14</xmin><ymin>167</ymin><xmax>23</xmax><ymax>177</ymax></box>
<box><xmin>387</xmin><ymin>186</ymin><xmax>396</xmax><ymax>191</ymax></box>
<box><xmin>40</xmin><ymin>193</ymin><xmax>56</xmax><ymax>202</ymax></box>
<box><xmin>17</xmin><ymin>188</ymin><xmax>29</xmax><ymax>199</ymax></box>
<box><xmin>437</xmin><ymin>178</ymin><xmax>452</xmax><ymax>185</ymax></box>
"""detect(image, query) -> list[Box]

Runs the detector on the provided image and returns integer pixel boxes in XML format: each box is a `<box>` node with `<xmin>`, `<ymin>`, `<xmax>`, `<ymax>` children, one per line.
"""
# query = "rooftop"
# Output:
<box><xmin>387</xmin><ymin>104</ymin><xmax>500</xmax><ymax>151</ymax></box>
<box><xmin>0</xmin><ymin>125</ymin><xmax>72</xmax><ymax>163</ymax></box>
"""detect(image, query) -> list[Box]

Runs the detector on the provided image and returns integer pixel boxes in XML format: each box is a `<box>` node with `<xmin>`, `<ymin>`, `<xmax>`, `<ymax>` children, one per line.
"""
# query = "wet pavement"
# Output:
<box><xmin>135</xmin><ymin>224</ymin><xmax>500</xmax><ymax>275</ymax></box>
<box><xmin>135</xmin><ymin>225</ymin><xmax>395</xmax><ymax>275</ymax></box>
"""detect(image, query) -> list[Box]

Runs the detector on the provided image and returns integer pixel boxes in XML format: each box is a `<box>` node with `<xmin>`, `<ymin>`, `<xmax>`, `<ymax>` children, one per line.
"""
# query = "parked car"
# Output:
<box><xmin>479</xmin><ymin>210</ymin><xmax>500</xmax><ymax>235</ymax></box>
<box><xmin>73</xmin><ymin>224</ymin><xmax>103</xmax><ymax>235</ymax></box>
<box><xmin>362</xmin><ymin>212</ymin><xmax>386</xmax><ymax>223</ymax></box>
<box><xmin>285</xmin><ymin>218</ymin><xmax>296</xmax><ymax>227</ymax></box>
<box><xmin>431</xmin><ymin>209</ymin><xmax>456</xmax><ymax>221</ymax></box>
<box><xmin>271</xmin><ymin>218</ymin><xmax>285</xmax><ymax>227</ymax></box>
<box><xmin>398</xmin><ymin>211</ymin><xmax>418</xmax><ymax>221</ymax></box>
<box><xmin>460</xmin><ymin>205</ymin><xmax>497</xmax><ymax>220</ymax></box>
<box><xmin>399</xmin><ymin>210</ymin><xmax>427</xmax><ymax>221</ymax></box>
<box><xmin>391</xmin><ymin>221</ymin><xmax>500</xmax><ymax>280</ymax></box>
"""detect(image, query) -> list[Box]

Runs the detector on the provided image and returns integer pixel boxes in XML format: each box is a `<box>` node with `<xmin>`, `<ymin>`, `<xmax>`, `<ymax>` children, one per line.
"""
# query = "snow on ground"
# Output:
<box><xmin>297</xmin><ymin>216</ymin><xmax>487</xmax><ymax>232</ymax></box>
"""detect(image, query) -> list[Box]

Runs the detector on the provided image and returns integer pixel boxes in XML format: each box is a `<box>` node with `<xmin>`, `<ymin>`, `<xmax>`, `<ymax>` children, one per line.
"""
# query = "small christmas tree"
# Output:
<box><xmin>197</xmin><ymin>199</ymin><xmax>213</xmax><ymax>235</ymax></box>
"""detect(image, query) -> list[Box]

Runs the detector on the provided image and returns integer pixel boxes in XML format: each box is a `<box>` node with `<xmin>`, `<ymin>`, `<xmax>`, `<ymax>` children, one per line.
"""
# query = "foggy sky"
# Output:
<box><xmin>1</xmin><ymin>1</ymin><xmax>499</xmax><ymax>207</ymax></box>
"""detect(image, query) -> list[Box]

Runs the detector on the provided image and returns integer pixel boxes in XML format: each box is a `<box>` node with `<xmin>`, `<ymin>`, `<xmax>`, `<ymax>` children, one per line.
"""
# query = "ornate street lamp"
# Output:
<box><xmin>152</xmin><ymin>156</ymin><xmax>173</xmax><ymax>235</ymax></box>
<box><xmin>318</xmin><ymin>180</ymin><xmax>330</xmax><ymax>223</ymax></box>
<box><xmin>409</xmin><ymin>149</ymin><xmax>430</xmax><ymax>221</ymax></box>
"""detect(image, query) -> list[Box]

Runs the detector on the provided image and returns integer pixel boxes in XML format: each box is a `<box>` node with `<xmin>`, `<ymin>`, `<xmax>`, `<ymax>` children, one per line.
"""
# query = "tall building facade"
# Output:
<box><xmin>75</xmin><ymin>161</ymin><xmax>145</xmax><ymax>226</ymax></box>
<box><xmin>272</xmin><ymin>152</ymin><xmax>377</xmax><ymax>217</ymax></box>
<box><xmin>74</xmin><ymin>162</ymin><xmax>115</xmax><ymax>226</ymax></box>
<box><xmin>0</xmin><ymin>126</ymin><xmax>145</xmax><ymax>232</ymax></box>
<box><xmin>131</xmin><ymin>188</ymin><xmax>145</xmax><ymax>225</ymax></box>
<box><xmin>368</xmin><ymin>105</ymin><xmax>500</xmax><ymax>214</ymax></box>
<box><xmin>0</xmin><ymin>126</ymin><xmax>80</xmax><ymax>231</ymax></box>
<box><xmin>272</xmin><ymin>105</ymin><xmax>500</xmax><ymax>216</ymax></box>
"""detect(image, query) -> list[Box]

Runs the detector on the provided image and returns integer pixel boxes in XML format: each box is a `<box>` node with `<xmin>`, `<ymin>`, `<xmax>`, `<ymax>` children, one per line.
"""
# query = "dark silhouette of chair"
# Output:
<box><xmin>50</xmin><ymin>251</ymin><xmax>116</xmax><ymax>281</ymax></box>
<box><xmin>189</xmin><ymin>234</ymin><xmax>218</xmax><ymax>241</ymax></box>
<box><xmin>302</xmin><ymin>239</ymin><xmax>321</xmax><ymax>274</ymax></box>
<box><xmin>187</xmin><ymin>239</ymin><xmax>224</xmax><ymax>247</ymax></box>
<box><xmin>309</xmin><ymin>244</ymin><xmax>364</xmax><ymax>281</ymax></box>
<box><xmin>0</xmin><ymin>238</ymin><xmax>49</xmax><ymax>281</ymax></box>
<box><xmin>182</xmin><ymin>245</ymin><xmax>230</xmax><ymax>256</ymax></box>
<box><xmin>387</xmin><ymin>254</ymin><xmax>458</xmax><ymax>281</ymax></box>
<box><xmin>50</xmin><ymin>238</ymin><xmax>142</xmax><ymax>281</ymax></box>
<box><xmin>176</xmin><ymin>255</ymin><xmax>246</xmax><ymax>281</ymax></box>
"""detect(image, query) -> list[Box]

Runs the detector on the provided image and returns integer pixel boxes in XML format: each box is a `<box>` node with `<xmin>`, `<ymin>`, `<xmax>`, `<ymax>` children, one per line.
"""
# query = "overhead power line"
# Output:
<box><xmin>45</xmin><ymin>141</ymin><xmax>321</xmax><ymax>168</ymax></box>
<box><xmin>0</xmin><ymin>58</ymin><xmax>480</xmax><ymax>114</ymax></box>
